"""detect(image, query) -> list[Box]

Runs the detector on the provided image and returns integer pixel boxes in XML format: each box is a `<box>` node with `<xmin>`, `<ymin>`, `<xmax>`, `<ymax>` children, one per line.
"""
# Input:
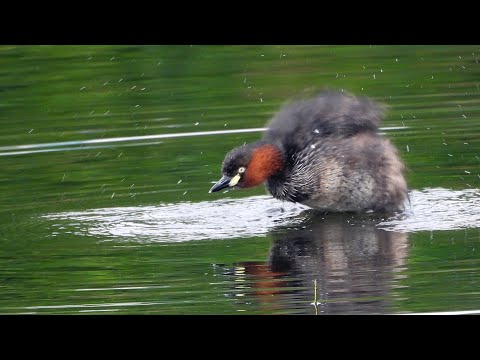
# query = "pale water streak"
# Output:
<box><xmin>43</xmin><ymin>188</ymin><xmax>479</xmax><ymax>243</ymax></box>
<box><xmin>0</xmin><ymin>126</ymin><xmax>407</xmax><ymax>156</ymax></box>
<box><xmin>379</xmin><ymin>188</ymin><xmax>480</xmax><ymax>232</ymax></box>
<box><xmin>44</xmin><ymin>196</ymin><xmax>310</xmax><ymax>242</ymax></box>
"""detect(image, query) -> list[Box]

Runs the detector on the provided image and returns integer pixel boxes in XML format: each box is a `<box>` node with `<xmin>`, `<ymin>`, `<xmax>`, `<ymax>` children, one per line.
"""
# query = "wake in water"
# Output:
<box><xmin>43</xmin><ymin>188</ymin><xmax>479</xmax><ymax>243</ymax></box>
<box><xmin>378</xmin><ymin>188</ymin><xmax>480</xmax><ymax>232</ymax></box>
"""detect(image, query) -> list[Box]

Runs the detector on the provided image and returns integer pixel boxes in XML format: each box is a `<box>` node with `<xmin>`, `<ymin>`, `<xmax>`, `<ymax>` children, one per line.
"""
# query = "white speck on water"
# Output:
<box><xmin>380</xmin><ymin>69</ymin><xmax>383</xmax><ymax>73</ymax></box>
<box><xmin>401</xmin><ymin>114</ymin><xmax>404</xmax><ymax>119</ymax></box>
<box><xmin>362</xmin><ymin>66</ymin><xmax>366</xmax><ymax>69</ymax></box>
<box><xmin>261</xmin><ymin>54</ymin><xmax>264</xmax><ymax>57</ymax></box>
<box><xmin>195</xmin><ymin>122</ymin><xmax>199</xmax><ymax>126</ymax></box>
<box><xmin>459</xmin><ymin>56</ymin><xmax>462</xmax><ymax>59</ymax></box>
<box><xmin>466</xmin><ymin>184</ymin><xmax>472</xmax><ymax>187</ymax></box>
<box><xmin>118</xmin><ymin>78</ymin><xmax>123</xmax><ymax>82</ymax></box>
<box><xmin>406</xmin><ymin>145</ymin><xmax>410</xmax><ymax>152</ymax></box>
<box><xmin>311</xmin><ymin>145</ymin><xmax>316</xmax><ymax>149</ymax></box>
<box><xmin>462</xmin><ymin>65</ymin><xmax>466</xmax><ymax>69</ymax></box>
<box><xmin>462</xmin><ymin>114</ymin><xmax>467</xmax><ymax>118</ymax></box>
<box><xmin>465</xmin><ymin>171</ymin><xmax>471</xmax><ymax>174</ymax></box>
<box><xmin>104</xmin><ymin>110</ymin><xmax>110</xmax><ymax>116</ymax></box>
<box><xmin>103</xmin><ymin>82</ymin><xmax>109</xmax><ymax>86</ymax></box>
<box><xmin>260</xmin><ymin>98</ymin><xmax>263</xmax><ymax>102</ymax></box>
<box><xmin>464</xmin><ymin>142</ymin><xmax>469</xmax><ymax>145</ymax></box>
<box><xmin>28</xmin><ymin>129</ymin><xmax>34</xmax><ymax>133</ymax></box>
<box><xmin>395</xmin><ymin>58</ymin><xmax>399</xmax><ymax>62</ymax></box>
<box><xmin>95</xmin><ymin>152</ymin><xmax>101</xmax><ymax>157</ymax></box>
<box><xmin>111</xmin><ymin>193</ymin><xmax>115</xmax><ymax>199</ymax></box>
<box><xmin>110</xmin><ymin>57</ymin><xmax>115</xmax><ymax>60</ymax></box>
<box><xmin>244</xmin><ymin>77</ymin><xmax>246</xmax><ymax>83</ymax></box>
<box><xmin>117</xmin><ymin>153</ymin><xmax>123</xmax><ymax>158</ymax></box>
<box><xmin>406</xmin><ymin>84</ymin><xmax>411</xmax><ymax>87</ymax></box>
<box><xmin>141</xmin><ymin>88</ymin><xmax>146</xmax><ymax>91</ymax></box>
<box><xmin>183</xmin><ymin>191</ymin><xmax>188</xmax><ymax>195</ymax></box>
<box><xmin>336</xmin><ymin>73</ymin><xmax>339</xmax><ymax>78</ymax></box>
<box><xmin>87</xmin><ymin>57</ymin><xmax>93</xmax><ymax>60</ymax></box>
<box><xmin>177</xmin><ymin>179</ymin><xmax>182</xmax><ymax>184</ymax></box>
<box><xmin>130</xmin><ymin>184</ymin><xmax>134</xmax><ymax>188</ymax></box>
<box><xmin>361</xmin><ymin>87</ymin><xmax>364</xmax><ymax>91</ymax></box>
<box><xmin>80</xmin><ymin>86</ymin><xmax>86</xmax><ymax>91</ymax></box>
<box><xmin>314</xmin><ymin>129</ymin><xmax>319</xmax><ymax>133</ymax></box>
<box><xmin>131</xmin><ymin>86</ymin><xmax>136</xmax><ymax>90</ymax></box>
<box><xmin>121</xmin><ymin>178</ymin><xmax>125</xmax><ymax>183</ymax></box>
<box><xmin>373</xmin><ymin>74</ymin><xmax>376</xmax><ymax>79</ymax></box>
<box><xmin>157</xmin><ymin>61</ymin><xmax>162</xmax><ymax>66</ymax></box>
<box><xmin>224</xmin><ymin>124</ymin><xmax>227</xmax><ymax>127</ymax></box>
<box><xmin>448</xmin><ymin>154</ymin><xmax>453</xmax><ymax>157</ymax></box>
<box><xmin>62</xmin><ymin>173</ymin><xmax>66</xmax><ymax>182</ymax></box>
<box><xmin>135</xmin><ymin>105</ymin><xmax>139</xmax><ymax>108</ymax></box>
<box><xmin>443</xmin><ymin>142</ymin><xmax>448</xmax><ymax>145</ymax></box>
<box><xmin>431</xmin><ymin>76</ymin><xmax>434</xmax><ymax>79</ymax></box>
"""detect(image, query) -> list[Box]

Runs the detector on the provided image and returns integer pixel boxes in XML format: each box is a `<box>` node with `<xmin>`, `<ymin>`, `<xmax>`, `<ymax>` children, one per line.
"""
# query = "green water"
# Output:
<box><xmin>0</xmin><ymin>45</ymin><xmax>479</xmax><ymax>314</ymax></box>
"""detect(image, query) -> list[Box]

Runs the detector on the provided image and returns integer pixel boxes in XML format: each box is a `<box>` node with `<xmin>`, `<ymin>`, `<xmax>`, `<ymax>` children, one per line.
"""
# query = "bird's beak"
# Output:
<box><xmin>209</xmin><ymin>174</ymin><xmax>241</xmax><ymax>193</ymax></box>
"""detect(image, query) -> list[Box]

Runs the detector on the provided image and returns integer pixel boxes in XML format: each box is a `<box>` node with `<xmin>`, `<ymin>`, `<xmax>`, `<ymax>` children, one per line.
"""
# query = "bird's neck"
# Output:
<box><xmin>243</xmin><ymin>143</ymin><xmax>284</xmax><ymax>187</ymax></box>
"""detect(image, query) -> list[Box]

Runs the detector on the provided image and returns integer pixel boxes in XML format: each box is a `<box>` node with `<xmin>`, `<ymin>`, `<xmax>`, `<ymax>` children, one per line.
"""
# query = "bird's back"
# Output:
<box><xmin>263</xmin><ymin>90</ymin><xmax>385</xmax><ymax>155</ymax></box>
<box><xmin>262</xmin><ymin>90</ymin><xmax>407</xmax><ymax>213</ymax></box>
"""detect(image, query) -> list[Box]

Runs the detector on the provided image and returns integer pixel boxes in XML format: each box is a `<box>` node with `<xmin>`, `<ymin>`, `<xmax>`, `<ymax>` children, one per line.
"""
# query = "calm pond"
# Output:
<box><xmin>0</xmin><ymin>45</ymin><xmax>479</xmax><ymax>314</ymax></box>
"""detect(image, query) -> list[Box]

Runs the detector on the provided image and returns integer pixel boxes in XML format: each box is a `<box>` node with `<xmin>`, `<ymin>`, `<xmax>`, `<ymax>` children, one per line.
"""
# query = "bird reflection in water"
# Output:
<box><xmin>220</xmin><ymin>212</ymin><xmax>409</xmax><ymax>314</ymax></box>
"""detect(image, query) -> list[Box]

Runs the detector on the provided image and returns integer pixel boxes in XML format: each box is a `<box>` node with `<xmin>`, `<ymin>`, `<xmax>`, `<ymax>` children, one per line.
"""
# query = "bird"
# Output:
<box><xmin>209</xmin><ymin>90</ymin><xmax>408</xmax><ymax>214</ymax></box>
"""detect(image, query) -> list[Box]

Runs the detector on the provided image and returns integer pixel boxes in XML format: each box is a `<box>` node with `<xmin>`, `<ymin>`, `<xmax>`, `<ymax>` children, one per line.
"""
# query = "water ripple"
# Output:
<box><xmin>379</xmin><ymin>188</ymin><xmax>480</xmax><ymax>232</ymax></box>
<box><xmin>44</xmin><ymin>196</ymin><xmax>309</xmax><ymax>243</ymax></box>
<box><xmin>42</xmin><ymin>188</ymin><xmax>480</xmax><ymax>243</ymax></box>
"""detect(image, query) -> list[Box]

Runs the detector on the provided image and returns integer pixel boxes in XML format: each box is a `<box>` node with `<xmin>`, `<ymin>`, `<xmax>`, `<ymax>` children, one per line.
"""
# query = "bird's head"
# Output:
<box><xmin>209</xmin><ymin>142</ymin><xmax>284</xmax><ymax>193</ymax></box>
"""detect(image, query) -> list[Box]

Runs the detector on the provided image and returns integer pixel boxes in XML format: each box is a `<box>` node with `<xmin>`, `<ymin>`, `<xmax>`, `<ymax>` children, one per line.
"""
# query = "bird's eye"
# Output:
<box><xmin>238</xmin><ymin>167</ymin><xmax>246</xmax><ymax>174</ymax></box>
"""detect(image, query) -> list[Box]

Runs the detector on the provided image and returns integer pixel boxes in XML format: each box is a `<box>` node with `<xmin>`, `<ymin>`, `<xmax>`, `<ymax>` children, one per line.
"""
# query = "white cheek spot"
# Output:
<box><xmin>229</xmin><ymin>174</ymin><xmax>241</xmax><ymax>187</ymax></box>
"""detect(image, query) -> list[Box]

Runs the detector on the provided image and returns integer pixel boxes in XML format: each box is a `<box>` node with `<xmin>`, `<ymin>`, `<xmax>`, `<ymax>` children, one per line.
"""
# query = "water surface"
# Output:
<box><xmin>1</xmin><ymin>45</ymin><xmax>479</xmax><ymax>314</ymax></box>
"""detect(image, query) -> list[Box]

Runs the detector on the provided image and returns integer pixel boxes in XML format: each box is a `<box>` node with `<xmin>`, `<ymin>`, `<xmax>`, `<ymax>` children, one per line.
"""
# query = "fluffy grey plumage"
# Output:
<box><xmin>212</xmin><ymin>90</ymin><xmax>408</xmax><ymax>214</ymax></box>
